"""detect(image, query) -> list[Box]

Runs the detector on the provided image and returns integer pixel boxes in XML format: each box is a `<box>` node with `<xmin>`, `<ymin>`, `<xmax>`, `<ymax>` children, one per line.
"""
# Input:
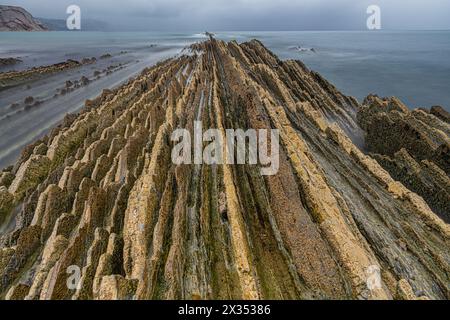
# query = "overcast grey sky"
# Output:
<box><xmin>5</xmin><ymin>0</ymin><xmax>450</xmax><ymax>31</ymax></box>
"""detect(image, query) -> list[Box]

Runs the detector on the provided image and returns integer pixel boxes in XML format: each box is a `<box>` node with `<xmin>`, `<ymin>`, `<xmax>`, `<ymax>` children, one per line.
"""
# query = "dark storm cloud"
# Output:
<box><xmin>4</xmin><ymin>0</ymin><xmax>450</xmax><ymax>31</ymax></box>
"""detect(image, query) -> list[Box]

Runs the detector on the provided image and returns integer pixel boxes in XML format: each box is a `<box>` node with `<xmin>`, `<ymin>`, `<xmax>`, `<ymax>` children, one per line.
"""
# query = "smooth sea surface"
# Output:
<box><xmin>1</xmin><ymin>30</ymin><xmax>449</xmax><ymax>109</ymax></box>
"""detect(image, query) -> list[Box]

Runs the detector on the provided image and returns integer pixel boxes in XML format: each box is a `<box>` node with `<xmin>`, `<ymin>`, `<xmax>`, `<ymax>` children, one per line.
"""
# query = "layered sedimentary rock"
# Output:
<box><xmin>359</xmin><ymin>95</ymin><xmax>450</xmax><ymax>222</ymax></box>
<box><xmin>0</xmin><ymin>39</ymin><xmax>448</xmax><ymax>300</ymax></box>
<box><xmin>0</xmin><ymin>6</ymin><xmax>48</xmax><ymax>31</ymax></box>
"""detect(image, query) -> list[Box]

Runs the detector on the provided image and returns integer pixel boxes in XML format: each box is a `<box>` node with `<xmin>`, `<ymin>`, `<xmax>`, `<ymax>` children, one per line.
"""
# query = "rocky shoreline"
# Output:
<box><xmin>0</xmin><ymin>39</ymin><xmax>448</xmax><ymax>300</ymax></box>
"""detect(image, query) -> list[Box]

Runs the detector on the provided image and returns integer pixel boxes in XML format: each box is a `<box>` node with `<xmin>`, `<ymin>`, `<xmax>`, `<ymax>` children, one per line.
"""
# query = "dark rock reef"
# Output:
<box><xmin>0</xmin><ymin>57</ymin><xmax>22</xmax><ymax>66</ymax></box>
<box><xmin>0</xmin><ymin>58</ymin><xmax>96</xmax><ymax>90</ymax></box>
<box><xmin>0</xmin><ymin>39</ymin><xmax>448</xmax><ymax>300</ymax></box>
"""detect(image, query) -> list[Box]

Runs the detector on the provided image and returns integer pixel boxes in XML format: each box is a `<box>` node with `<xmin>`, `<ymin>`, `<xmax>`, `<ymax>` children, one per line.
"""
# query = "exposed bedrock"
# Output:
<box><xmin>0</xmin><ymin>39</ymin><xmax>448</xmax><ymax>300</ymax></box>
<box><xmin>358</xmin><ymin>95</ymin><xmax>450</xmax><ymax>222</ymax></box>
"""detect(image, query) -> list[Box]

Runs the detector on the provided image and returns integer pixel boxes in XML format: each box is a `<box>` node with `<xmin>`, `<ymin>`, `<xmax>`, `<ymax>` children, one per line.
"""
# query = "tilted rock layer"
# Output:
<box><xmin>359</xmin><ymin>95</ymin><xmax>450</xmax><ymax>223</ymax></box>
<box><xmin>0</xmin><ymin>39</ymin><xmax>448</xmax><ymax>300</ymax></box>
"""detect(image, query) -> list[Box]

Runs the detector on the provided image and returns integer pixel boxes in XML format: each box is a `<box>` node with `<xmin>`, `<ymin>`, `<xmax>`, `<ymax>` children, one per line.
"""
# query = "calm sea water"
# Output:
<box><xmin>239</xmin><ymin>31</ymin><xmax>450</xmax><ymax>111</ymax></box>
<box><xmin>1</xmin><ymin>31</ymin><xmax>449</xmax><ymax>110</ymax></box>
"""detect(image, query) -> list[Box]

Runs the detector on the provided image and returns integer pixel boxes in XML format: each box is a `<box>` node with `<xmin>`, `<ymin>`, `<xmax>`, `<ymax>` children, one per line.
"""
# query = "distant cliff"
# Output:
<box><xmin>0</xmin><ymin>5</ymin><xmax>48</xmax><ymax>31</ymax></box>
<box><xmin>37</xmin><ymin>17</ymin><xmax>109</xmax><ymax>31</ymax></box>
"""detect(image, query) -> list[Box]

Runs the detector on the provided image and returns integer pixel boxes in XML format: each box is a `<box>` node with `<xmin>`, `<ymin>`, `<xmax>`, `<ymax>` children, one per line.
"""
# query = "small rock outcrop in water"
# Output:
<box><xmin>0</xmin><ymin>5</ymin><xmax>48</xmax><ymax>31</ymax></box>
<box><xmin>0</xmin><ymin>39</ymin><xmax>448</xmax><ymax>300</ymax></box>
<box><xmin>289</xmin><ymin>45</ymin><xmax>316</xmax><ymax>53</ymax></box>
<box><xmin>24</xmin><ymin>96</ymin><xmax>34</xmax><ymax>105</ymax></box>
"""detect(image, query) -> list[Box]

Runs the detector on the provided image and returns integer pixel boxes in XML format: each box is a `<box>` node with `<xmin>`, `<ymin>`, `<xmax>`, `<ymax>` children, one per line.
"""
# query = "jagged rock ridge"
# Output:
<box><xmin>359</xmin><ymin>95</ymin><xmax>450</xmax><ymax>223</ymax></box>
<box><xmin>0</xmin><ymin>39</ymin><xmax>448</xmax><ymax>300</ymax></box>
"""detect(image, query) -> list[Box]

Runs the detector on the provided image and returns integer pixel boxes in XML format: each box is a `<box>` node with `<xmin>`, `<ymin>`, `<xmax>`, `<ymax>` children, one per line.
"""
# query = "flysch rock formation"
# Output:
<box><xmin>0</xmin><ymin>5</ymin><xmax>48</xmax><ymax>31</ymax></box>
<box><xmin>0</xmin><ymin>39</ymin><xmax>448</xmax><ymax>300</ymax></box>
<box><xmin>359</xmin><ymin>95</ymin><xmax>450</xmax><ymax>223</ymax></box>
